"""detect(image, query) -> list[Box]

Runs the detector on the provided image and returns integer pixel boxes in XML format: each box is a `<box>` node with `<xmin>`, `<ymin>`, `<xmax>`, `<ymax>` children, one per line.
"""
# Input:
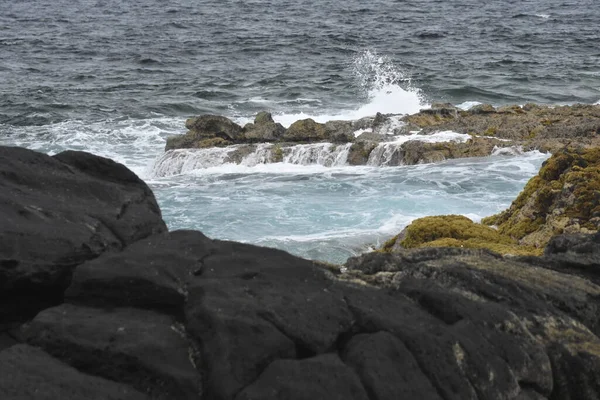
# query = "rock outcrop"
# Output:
<box><xmin>3</xmin><ymin>145</ymin><xmax>600</xmax><ymax>399</ymax></box>
<box><xmin>0</xmin><ymin>146</ymin><xmax>166</xmax><ymax>330</ymax></box>
<box><xmin>482</xmin><ymin>146</ymin><xmax>600</xmax><ymax>248</ymax></box>
<box><xmin>406</xmin><ymin>103</ymin><xmax>600</xmax><ymax>152</ymax></box>
<box><xmin>382</xmin><ymin>146</ymin><xmax>599</xmax><ymax>256</ymax></box>
<box><xmin>163</xmin><ymin>104</ymin><xmax>600</xmax><ymax>169</ymax></box>
<box><xmin>381</xmin><ymin>215</ymin><xmax>541</xmax><ymax>256</ymax></box>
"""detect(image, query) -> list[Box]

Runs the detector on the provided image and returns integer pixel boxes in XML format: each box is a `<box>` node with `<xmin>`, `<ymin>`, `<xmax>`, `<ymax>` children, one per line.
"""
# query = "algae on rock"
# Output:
<box><xmin>382</xmin><ymin>215</ymin><xmax>541</xmax><ymax>256</ymax></box>
<box><xmin>482</xmin><ymin>147</ymin><xmax>600</xmax><ymax>248</ymax></box>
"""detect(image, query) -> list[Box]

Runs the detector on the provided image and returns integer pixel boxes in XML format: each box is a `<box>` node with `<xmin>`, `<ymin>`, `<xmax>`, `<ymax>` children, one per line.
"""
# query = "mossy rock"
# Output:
<box><xmin>254</xmin><ymin>111</ymin><xmax>274</xmax><ymax>125</ymax></box>
<box><xmin>282</xmin><ymin>119</ymin><xmax>327</xmax><ymax>142</ymax></box>
<box><xmin>165</xmin><ymin>134</ymin><xmax>194</xmax><ymax>151</ymax></box>
<box><xmin>381</xmin><ymin>215</ymin><xmax>540</xmax><ymax>256</ymax></box>
<box><xmin>271</xmin><ymin>144</ymin><xmax>284</xmax><ymax>162</ymax></box>
<box><xmin>195</xmin><ymin>137</ymin><xmax>231</xmax><ymax>148</ymax></box>
<box><xmin>347</xmin><ymin>142</ymin><xmax>377</xmax><ymax>165</ymax></box>
<box><xmin>482</xmin><ymin>147</ymin><xmax>600</xmax><ymax>247</ymax></box>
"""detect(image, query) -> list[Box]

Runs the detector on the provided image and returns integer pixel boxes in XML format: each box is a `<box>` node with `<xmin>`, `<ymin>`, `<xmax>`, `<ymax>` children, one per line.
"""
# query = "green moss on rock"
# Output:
<box><xmin>482</xmin><ymin>147</ymin><xmax>600</xmax><ymax>247</ymax></box>
<box><xmin>382</xmin><ymin>215</ymin><xmax>541</xmax><ymax>256</ymax></box>
<box><xmin>283</xmin><ymin>119</ymin><xmax>327</xmax><ymax>142</ymax></box>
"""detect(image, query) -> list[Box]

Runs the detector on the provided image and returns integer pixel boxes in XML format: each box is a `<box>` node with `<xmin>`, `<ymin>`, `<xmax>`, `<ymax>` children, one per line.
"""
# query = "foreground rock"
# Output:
<box><xmin>0</xmin><ymin>147</ymin><xmax>166</xmax><ymax>330</ymax></box>
<box><xmin>3</xmin><ymin>145</ymin><xmax>600</xmax><ymax>399</ymax></box>
<box><xmin>162</xmin><ymin>104</ymin><xmax>600</xmax><ymax>168</ymax></box>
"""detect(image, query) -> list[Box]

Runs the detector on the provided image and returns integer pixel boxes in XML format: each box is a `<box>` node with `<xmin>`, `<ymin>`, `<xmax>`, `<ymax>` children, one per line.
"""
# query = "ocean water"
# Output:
<box><xmin>1</xmin><ymin>0</ymin><xmax>598</xmax><ymax>263</ymax></box>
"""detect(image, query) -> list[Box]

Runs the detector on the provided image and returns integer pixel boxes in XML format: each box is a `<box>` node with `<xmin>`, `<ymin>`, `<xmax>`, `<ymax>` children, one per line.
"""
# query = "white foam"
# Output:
<box><xmin>391</xmin><ymin>130</ymin><xmax>471</xmax><ymax>144</ymax></box>
<box><xmin>491</xmin><ymin>145</ymin><xmax>524</xmax><ymax>156</ymax></box>
<box><xmin>456</xmin><ymin>101</ymin><xmax>482</xmax><ymax>110</ymax></box>
<box><xmin>535</xmin><ymin>13</ymin><xmax>550</xmax><ymax>19</ymax></box>
<box><xmin>283</xmin><ymin>143</ymin><xmax>351</xmax><ymax>166</ymax></box>
<box><xmin>150</xmin><ymin>142</ymin><xmax>353</xmax><ymax>177</ymax></box>
<box><xmin>0</xmin><ymin>116</ymin><xmax>181</xmax><ymax>179</ymax></box>
<box><xmin>353</xmin><ymin>128</ymin><xmax>372</xmax><ymax>137</ymax></box>
<box><xmin>366</xmin><ymin>131</ymin><xmax>471</xmax><ymax>166</ymax></box>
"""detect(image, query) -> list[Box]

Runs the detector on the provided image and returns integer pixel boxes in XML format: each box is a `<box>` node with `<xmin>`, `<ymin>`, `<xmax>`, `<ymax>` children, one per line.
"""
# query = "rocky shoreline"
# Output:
<box><xmin>1</xmin><ymin>117</ymin><xmax>600</xmax><ymax>398</ymax></box>
<box><xmin>160</xmin><ymin>104</ymin><xmax>600</xmax><ymax>169</ymax></box>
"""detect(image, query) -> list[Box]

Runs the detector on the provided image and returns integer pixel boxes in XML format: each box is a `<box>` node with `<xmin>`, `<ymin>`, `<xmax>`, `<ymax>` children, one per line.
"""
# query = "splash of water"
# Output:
<box><xmin>239</xmin><ymin>50</ymin><xmax>429</xmax><ymax>128</ymax></box>
<box><xmin>352</xmin><ymin>50</ymin><xmax>428</xmax><ymax>116</ymax></box>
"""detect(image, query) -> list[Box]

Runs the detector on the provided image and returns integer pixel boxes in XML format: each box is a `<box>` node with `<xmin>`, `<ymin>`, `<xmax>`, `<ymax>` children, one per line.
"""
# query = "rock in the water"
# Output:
<box><xmin>166</xmin><ymin>115</ymin><xmax>244</xmax><ymax>150</ymax></box>
<box><xmin>282</xmin><ymin>118</ymin><xmax>328</xmax><ymax>142</ymax></box>
<box><xmin>0</xmin><ymin>146</ymin><xmax>166</xmax><ymax>327</ymax></box>
<box><xmin>324</xmin><ymin>120</ymin><xmax>356</xmax><ymax>143</ymax></box>
<box><xmin>0</xmin><ymin>344</ymin><xmax>149</xmax><ymax>400</ymax></box>
<box><xmin>405</xmin><ymin>103</ymin><xmax>600</xmax><ymax>151</ymax></box>
<box><xmin>243</xmin><ymin>112</ymin><xmax>285</xmax><ymax>142</ymax></box>
<box><xmin>470</xmin><ymin>104</ymin><xmax>497</xmax><ymax>114</ymax></box>
<box><xmin>185</xmin><ymin>115</ymin><xmax>244</xmax><ymax>141</ymax></box>
<box><xmin>347</xmin><ymin>141</ymin><xmax>378</xmax><ymax>165</ymax></box>
<box><xmin>254</xmin><ymin>111</ymin><xmax>274</xmax><ymax>125</ymax></box>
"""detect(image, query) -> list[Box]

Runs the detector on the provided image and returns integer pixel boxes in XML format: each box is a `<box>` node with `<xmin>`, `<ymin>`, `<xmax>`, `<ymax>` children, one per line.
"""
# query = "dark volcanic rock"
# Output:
<box><xmin>66</xmin><ymin>230</ymin><xmax>215</xmax><ymax>312</ymax></box>
<box><xmin>236</xmin><ymin>354</ymin><xmax>370</xmax><ymax>400</ymax></box>
<box><xmin>22</xmin><ymin>305</ymin><xmax>200</xmax><ymax>399</ymax></box>
<box><xmin>342</xmin><ymin>331</ymin><xmax>442</xmax><ymax>400</ymax></box>
<box><xmin>4</xmin><ymin>145</ymin><xmax>600</xmax><ymax>400</ymax></box>
<box><xmin>185</xmin><ymin>240</ymin><xmax>353</xmax><ymax>399</ymax></box>
<box><xmin>0</xmin><ymin>146</ymin><xmax>166</xmax><ymax>327</ymax></box>
<box><xmin>0</xmin><ymin>344</ymin><xmax>149</xmax><ymax>400</ymax></box>
<box><xmin>343</xmin><ymin>245</ymin><xmax>600</xmax><ymax>399</ymax></box>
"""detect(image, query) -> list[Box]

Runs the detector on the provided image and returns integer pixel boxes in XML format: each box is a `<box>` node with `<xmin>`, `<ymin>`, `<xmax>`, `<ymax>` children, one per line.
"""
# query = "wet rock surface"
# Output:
<box><xmin>164</xmin><ymin>104</ymin><xmax>600</xmax><ymax>167</ymax></box>
<box><xmin>3</xmin><ymin>145</ymin><xmax>600</xmax><ymax>399</ymax></box>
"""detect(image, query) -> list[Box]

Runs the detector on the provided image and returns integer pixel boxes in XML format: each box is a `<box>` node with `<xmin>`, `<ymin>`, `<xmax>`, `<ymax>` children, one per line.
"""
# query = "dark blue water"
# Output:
<box><xmin>0</xmin><ymin>0</ymin><xmax>595</xmax><ymax>263</ymax></box>
<box><xmin>1</xmin><ymin>0</ymin><xmax>599</xmax><ymax>126</ymax></box>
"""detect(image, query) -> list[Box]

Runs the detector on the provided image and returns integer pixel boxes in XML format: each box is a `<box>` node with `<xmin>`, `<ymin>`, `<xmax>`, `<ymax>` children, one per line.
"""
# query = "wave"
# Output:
<box><xmin>235</xmin><ymin>50</ymin><xmax>428</xmax><ymax>128</ymax></box>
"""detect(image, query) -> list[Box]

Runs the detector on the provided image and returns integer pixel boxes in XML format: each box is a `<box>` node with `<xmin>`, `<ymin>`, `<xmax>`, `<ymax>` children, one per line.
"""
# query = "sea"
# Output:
<box><xmin>1</xmin><ymin>0</ymin><xmax>599</xmax><ymax>263</ymax></box>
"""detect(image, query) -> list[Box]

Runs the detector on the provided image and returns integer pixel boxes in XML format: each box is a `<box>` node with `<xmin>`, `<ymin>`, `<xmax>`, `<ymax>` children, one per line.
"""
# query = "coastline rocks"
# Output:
<box><xmin>166</xmin><ymin>115</ymin><xmax>244</xmax><ymax>150</ymax></box>
<box><xmin>0</xmin><ymin>344</ymin><xmax>149</xmax><ymax>400</ymax></box>
<box><xmin>342</xmin><ymin>241</ymin><xmax>600</xmax><ymax>399</ymax></box>
<box><xmin>482</xmin><ymin>147</ymin><xmax>600</xmax><ymax>248</ymax></box>
<box><xmin>282</xmin><ymin>118</ymin><xmax>328</xmax><ymax>142</ymax></box>
<box><xmin>380</xmin><ymin>146</ymin><xmax>599</xmax><ymax>258</ymax></box>
<box><xmin>5</xmin><ymin>145</ymin><xmax>600</xmax><ymax>399</ymax></box>
<box><xmin>0</xmin><ymin>147</ymin><xmax>166</xmax><ymax>328</ymax></box>
<box><xmin>243</xmin><ymin>112</ymin><xmax>286</xmax><ymax>142</ymax></box>
<box><xmin>164</xmin><ymin>104</ymin><xmax>600</xmax><ymax>168</ymax></box>
<box><xmin>381</xmin><ymin>215</ymin><xmax>540</xmax><ymax>256</ymax></box>
<box><xmin>407</xmin><ymin>103</ymin><xmax>600</xmax><ymax>151</ymax></box>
